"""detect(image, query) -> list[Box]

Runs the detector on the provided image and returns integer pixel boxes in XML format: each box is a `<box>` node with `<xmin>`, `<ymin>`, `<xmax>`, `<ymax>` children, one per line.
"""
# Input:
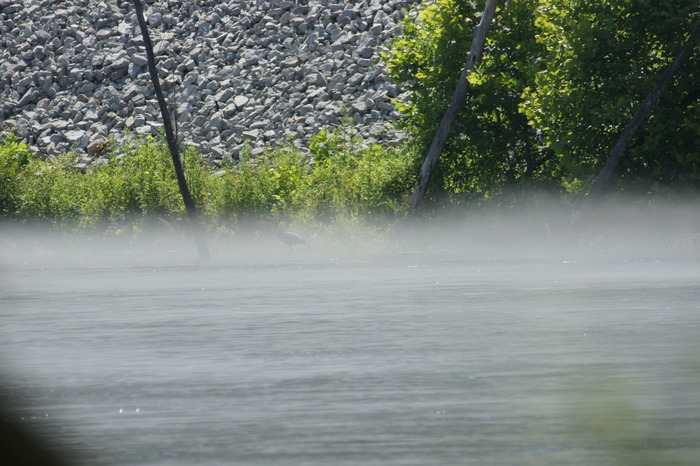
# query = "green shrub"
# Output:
<box><xmin>308</xmin><ymin>137</ymin><xmax>414</xmax><ymax>219</ymax></box>
<box><xmin>204</xmin><ymin>145</ymin><xmax>311</xmax><ymax>225</ymax></box>
<box><xmin>0</xmin><ymin>129</ymin><xmax>416</xmax><ymax>234</ymax></box>
<box><xmin>15</xmin><ymin>152</ymin><xmax>85</xmax><ymax>223</ymax></box>
<box><xmin>10</xmin><ymin>135</ymin><xmax>186</xmax><ymax>230</ymax></box>
<box><xmin>0</xmin><ymin>133</ymin><xmax>32</xmax><ymax>215</ymax></box>
<box><xmin>107</xmin><ymin>136</ymin><xmax>184</xmax><ymax>217</ymax></box>
<box><xmin>305</xmin><ymin>121</ymin><xmax>415</xmax><ymax>221</ymax></box>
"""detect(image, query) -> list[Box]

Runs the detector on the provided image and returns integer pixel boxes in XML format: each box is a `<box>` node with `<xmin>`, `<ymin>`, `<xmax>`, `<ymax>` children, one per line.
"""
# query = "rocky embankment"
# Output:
<box><xmin>0</xmin><ymin>0</ymin><xmax>419</xmax><ymax>164</ymax></box>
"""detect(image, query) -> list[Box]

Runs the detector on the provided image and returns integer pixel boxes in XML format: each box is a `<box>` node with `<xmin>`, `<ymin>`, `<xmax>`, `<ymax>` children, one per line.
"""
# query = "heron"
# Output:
<box><xmin>276</xmin><ymin>227</ymin><xmax>305</xmax><ymax>256</ymax></box>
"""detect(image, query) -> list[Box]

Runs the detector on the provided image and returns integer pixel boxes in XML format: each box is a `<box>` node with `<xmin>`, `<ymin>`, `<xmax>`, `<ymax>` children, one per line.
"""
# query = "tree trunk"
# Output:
<box><xmin>132</xmin><ymin>0</ymin><xmax>210</xmax><ymax>262</ymax></box>
<box><xmin>408</xmin><ymin>0</ymin><xmax>499</xmax><ymax>211</ymax></box>
<box><xmin>565</xmin><ymin>23</ymin><xmax>700</xmax><ymax>236</ymax></box>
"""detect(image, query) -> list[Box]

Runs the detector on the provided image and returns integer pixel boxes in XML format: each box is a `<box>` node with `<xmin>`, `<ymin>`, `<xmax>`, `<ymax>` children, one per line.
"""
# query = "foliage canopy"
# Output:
<box><xmin>385</xmin><ymin>0</ymin><xmax>700</xmax><ymax>201</ymax></box>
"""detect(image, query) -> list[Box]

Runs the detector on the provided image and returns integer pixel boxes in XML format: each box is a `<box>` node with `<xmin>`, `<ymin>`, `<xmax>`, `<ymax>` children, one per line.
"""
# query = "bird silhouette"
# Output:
<box><xmin>276</xmin><ymin>227</ymin><xmax>305</xmax><ymax>256</ymax></box>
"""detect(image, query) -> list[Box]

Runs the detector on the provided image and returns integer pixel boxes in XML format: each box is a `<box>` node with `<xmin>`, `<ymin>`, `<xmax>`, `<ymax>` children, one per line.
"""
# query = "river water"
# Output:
<box><xmin>1</xmin><ymin>225</ymin><xmax>699</xmax><ymax>465</ymax></box>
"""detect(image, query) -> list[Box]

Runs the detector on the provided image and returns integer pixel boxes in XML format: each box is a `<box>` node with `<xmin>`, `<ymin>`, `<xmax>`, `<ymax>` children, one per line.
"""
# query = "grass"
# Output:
<box><xmin>0</xmin><ymin>126</ymin><xmax>417</xmax><ymax>238</ymax></box>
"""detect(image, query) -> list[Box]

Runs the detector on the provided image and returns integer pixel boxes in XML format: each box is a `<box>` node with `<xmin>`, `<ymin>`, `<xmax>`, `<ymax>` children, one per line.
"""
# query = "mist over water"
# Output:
<box><xmin>1</xmin><ymin>201</ymin><xmax>699</xmax><ymax>465</ymax></box>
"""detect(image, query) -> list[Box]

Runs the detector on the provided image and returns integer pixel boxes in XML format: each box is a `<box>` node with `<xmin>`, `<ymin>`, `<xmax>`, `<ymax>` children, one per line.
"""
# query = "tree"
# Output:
<box><xmin>408</xmin><ymin>0</ymin><xmax>499</xmax><ymax>210</ymax></box>
<box><xmin>565</xmin><ymin>22</ymin><xmax>700</xmax><ymax>236</ymax></box>
<box><xmin>387</xmin><ymin>0</ymin><xmax>700</xmax><ymax>205</ymax></box>
<box><xmin>522</xmin><ymin>0</ymin><xmax>700</xmax><ymax>195</ymax></box>
<box><xmin>386</xmin><ymin>0</ymin><xmax>560</xmax><ymax>208</ymax></box>
<box><xmin>132</xmin><ymin>0</ymin><xmax>209</xmax><ymax>261</ymax></box>
<box><xmin>586</xmin><ymin>23</ymin><xmax>700</xmax><ymax>202</ymax></box>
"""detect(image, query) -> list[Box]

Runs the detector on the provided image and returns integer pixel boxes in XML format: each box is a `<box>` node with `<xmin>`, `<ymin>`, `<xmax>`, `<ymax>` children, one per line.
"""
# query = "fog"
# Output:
<box><xmin>1</xmin><ymin>200</ymin><xmax>699</xmax><ymax>465</ymax></box>
<box><xmin>2</xmin><ymin>198</ymin><xmax>699</xmax><ymax>266</ymax></box>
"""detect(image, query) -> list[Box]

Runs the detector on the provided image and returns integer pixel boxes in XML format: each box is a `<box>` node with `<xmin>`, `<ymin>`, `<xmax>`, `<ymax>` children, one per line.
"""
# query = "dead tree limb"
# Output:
<box><xmin>408</xmin><ymin>0</ymin><xmax>499</xmax><ymax>212</ymax></box>
<box><xmin>132</xmin><ymin>0</ymin><xmax>210</xmax><ymax>262</ymax></box>
<box><xmin>565</xmin><ymin>23</ymin><xmax>700</xmax><ymax>236</ymax></box>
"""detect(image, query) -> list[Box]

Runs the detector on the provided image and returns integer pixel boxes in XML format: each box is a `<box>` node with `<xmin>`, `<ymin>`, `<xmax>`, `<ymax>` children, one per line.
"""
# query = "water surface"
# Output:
<box><xmin>2</xmin><ymin>231</ymin><xmax>699</xmax><ymax>465</ymax></box>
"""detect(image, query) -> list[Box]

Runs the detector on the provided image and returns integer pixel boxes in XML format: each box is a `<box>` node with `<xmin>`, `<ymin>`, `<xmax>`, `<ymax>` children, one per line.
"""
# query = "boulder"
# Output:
<box><xmin>1</xmin><ymin>0</ymin><xmax>418</xmax><ymax>158</ymax></box>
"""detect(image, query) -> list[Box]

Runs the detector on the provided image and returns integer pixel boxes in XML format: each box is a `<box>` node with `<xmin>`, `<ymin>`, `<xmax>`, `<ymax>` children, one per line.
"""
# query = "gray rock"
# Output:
<box><xmin>357</xmin><ymin>46</ymin><xmax>375</xmax><ymax>59</ymax></box>
<box><xmin>215</xmin><ymin>87</ymin><xmax>234</xmax><ymax>103</ymax></box>
<box><xmin>233</xmin><ymin>95</ymin><xmax>250</xmax><ymax>109</ymax></box>
<box><xmin>241</xmin><ymin>129</ymin><xmax>260</xmax><ymax>141</ymax></box>
<box><xmin>16</xmin><ymin>76</ymin><xmax>33</xmax><ymax>87</ymax></box>
<box><xmin>96</xmin><ymin>29</ymin><xmax>115</xmax><ymax>40</ymax></box>
<box><xmin>17</xmin><ymin>89</ymin><xmax>40</xmax><ymax>107</ymax></box>
<box><xmin>208</xmin><ymin>111</ymin><xmax>224</xmax><ymax>131</ymax></box>
<box><xmin>148</xmin><ymin>12</ymin><xmax>163</xmax><ymax>28</ymax></box>
<box><xmin>135</xmin><ymin>125</ymin><xmax>153</xmax><ymax>135</ymax></box>
<box><xmin>131</xmin><ymin>54</ymin><xmax>148</xmax><ymax>68</ymax></box>
<box><xmin>64</xmin><ymin>129</ymin><xmax>89</xmax><ymax>148</ymax></box>
<box><xmin>282</xmin><ymin>56</ymin><xmax>301</xmax><ymax>67</ymax></box>
<box><xmin>4</xmin><ymin>0</ymin><xmax>416</xmax><ymax>158</ymax></box>
<box><xmin>106</xmin><ymin>52</ymin><xmax>130</xmax><ymax>71</ymax></box>
<box><xmin>306</xmin><ymin>73</ymin><xmax>327</xmax><ymax>87</ymax></box>
<box><xmin>351</xmin><ymin>100</ymin><xmax>367</xmax><ymax>114</ymax></box>
<box><xmin>153</xmin><ymin>40</ymin><xmax>169</xmax><ymax>57</ymax></box>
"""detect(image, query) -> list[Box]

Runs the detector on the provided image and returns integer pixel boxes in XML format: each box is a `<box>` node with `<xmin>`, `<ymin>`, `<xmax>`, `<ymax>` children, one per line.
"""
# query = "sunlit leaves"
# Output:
<box><xmin>387</xmin><ymin>0</ymin><xmax>698</xmax><ymax>199</ymax></box>
<box><xmin>385</xmin><ymin>0</ymin><xmax>559</xmax><ymax>204</ymax></box>
<box><xmin>522</xmin><ymin>0</ymin><xmax>700</xmax><ymax>191</ymax></box>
